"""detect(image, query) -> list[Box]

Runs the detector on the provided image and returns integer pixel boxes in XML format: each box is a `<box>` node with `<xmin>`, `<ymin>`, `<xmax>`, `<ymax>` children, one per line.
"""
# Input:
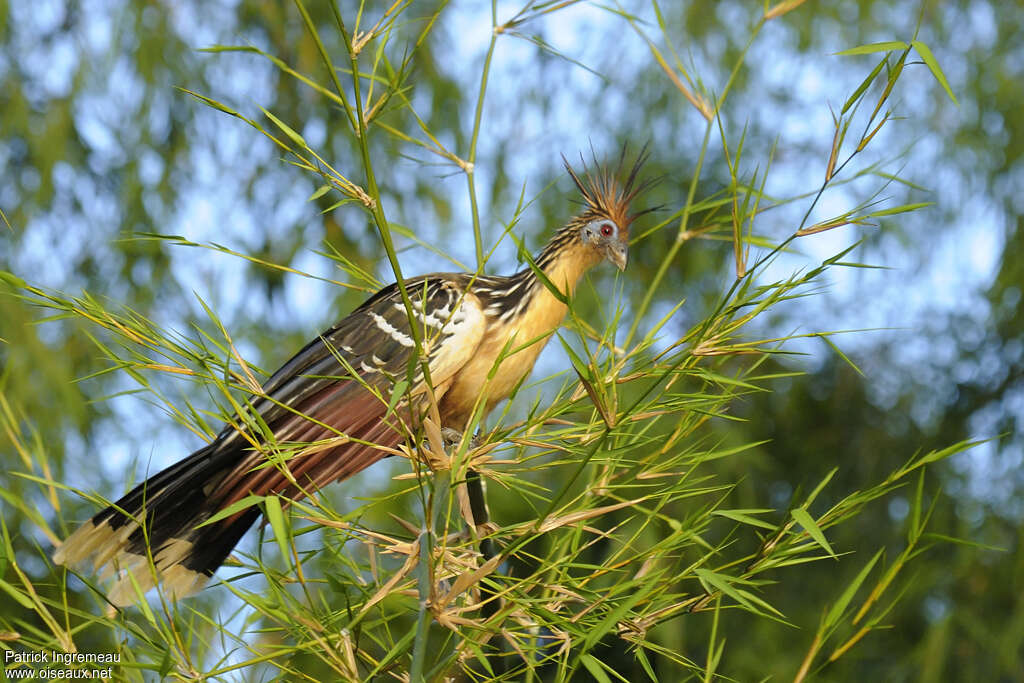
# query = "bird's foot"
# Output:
<box><xmin>440</xmin><ymin>427</ymin><xmax>480</xmax><ymax>451</ymax></box>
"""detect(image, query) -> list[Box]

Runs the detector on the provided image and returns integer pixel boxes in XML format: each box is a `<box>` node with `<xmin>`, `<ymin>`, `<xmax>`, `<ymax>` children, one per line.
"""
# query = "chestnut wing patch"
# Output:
<box><xmin>212</xmin><ymin>274</ymin><xmax>486</xmax><ymax>503</ymax></box>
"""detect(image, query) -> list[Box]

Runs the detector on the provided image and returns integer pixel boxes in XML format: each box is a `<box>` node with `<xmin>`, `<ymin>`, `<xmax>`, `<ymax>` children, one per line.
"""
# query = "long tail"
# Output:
<box><xmin>52</xmin><ymin>436</ymin><xmax>261</xmax><ymax>606</ymax></box>
<box><xmin>53</xmin><ymin>385</ymin><xmax>405</xmax><ymax>606</ymax></box>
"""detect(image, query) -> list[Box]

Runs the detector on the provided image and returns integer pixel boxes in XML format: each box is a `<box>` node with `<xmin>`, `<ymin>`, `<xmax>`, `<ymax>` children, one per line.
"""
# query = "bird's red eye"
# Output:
<box><xmin>600</xmin><ymin>223</ymin><xmax>614</xmax><ymax>237</ymax></box>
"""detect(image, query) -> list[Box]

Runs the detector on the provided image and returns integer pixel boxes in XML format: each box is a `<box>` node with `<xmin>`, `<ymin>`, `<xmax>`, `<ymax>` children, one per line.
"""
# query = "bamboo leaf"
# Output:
<box><xmin>864</xmin><ymin>202</ymin><xmax>934</xmax><ymax>218</ymax></box>
<box><xmin>841</xmin><ymin>55</ymin><xmax>888</xmax><ymax>115</ymax></box>
<box><xmin>194</xmin><ymin>494</ymin><xmax>266</xmax><ymax>528</ymax></box>
<box><xmin>308</xmin><ymin>184</ymin><xmax>331</xmax><ymax>201</ymax></box>
<box><xmin>911</xmin><ymin>40</ymin><xmax>958</xmax><ymax>105</ymax></box>
<box><xmin>581</xmin><ymin>654</ymin><xmax>614</xmax><ymax>683</ymax></box>
<box><xmin>264</xmin><ymin>495</ymin><xmax>293</xmax><ymax>569</ymax></box>
<box><xmin>261</xmin><ymin>107</ymin><xmax>307</xmax><ymax>148</ymax></box>
<box><xmin>835</xmin><ymin>41</ymin><xmax>908</xmax><ymax>56</ymax></box>
<box><xmin>0</xmin><ymin>577</ymin><xmax>33</xmax><ymax>609</ymax></box>
<box><xmin>712</xmin><ymin>508</ymin><xmax>778</xmax><ymax>530</ymax></box>
<box><xmin>816</xmin><ymin>334</ymin><xmax>865</xmax><ymax>376</ymax></box>
<box><xmin>824</xmin><ymin>549</ymin><xmax>883</xmax><ymax>628</ymax></box>
<box><xmin>792</xmin><ymin>508</ymin><xmax>836</xmax><ymax>558</ymax></box>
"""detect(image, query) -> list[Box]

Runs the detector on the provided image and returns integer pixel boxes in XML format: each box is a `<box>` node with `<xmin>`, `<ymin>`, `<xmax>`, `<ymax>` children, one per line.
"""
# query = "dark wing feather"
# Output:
<box><xmin>211</xmin><ymin>273</ymin><xmax>486</xmax><ymax>505</ymax></box>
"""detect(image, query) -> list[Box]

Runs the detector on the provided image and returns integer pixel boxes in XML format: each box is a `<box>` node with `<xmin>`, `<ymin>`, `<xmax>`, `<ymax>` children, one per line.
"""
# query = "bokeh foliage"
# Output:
<box><xmin>1</xmin><ymin>0</ymin><xmax>1021</xmax><ymax>680</ymax></box>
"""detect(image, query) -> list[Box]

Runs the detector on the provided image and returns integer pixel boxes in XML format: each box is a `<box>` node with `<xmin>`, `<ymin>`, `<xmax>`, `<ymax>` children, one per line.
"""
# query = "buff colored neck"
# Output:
<box><xmin>539</xmin><ymin>239</ymin><xmax>601</xmax><ymax>300</ymax></box>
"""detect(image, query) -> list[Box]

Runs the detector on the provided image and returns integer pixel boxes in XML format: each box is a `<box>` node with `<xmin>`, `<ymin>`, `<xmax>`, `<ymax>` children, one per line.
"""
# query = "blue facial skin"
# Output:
<box><xmin>582</xmin><ymin>219</ymin><xmax>628</xmax><ymax>271</ymax></box>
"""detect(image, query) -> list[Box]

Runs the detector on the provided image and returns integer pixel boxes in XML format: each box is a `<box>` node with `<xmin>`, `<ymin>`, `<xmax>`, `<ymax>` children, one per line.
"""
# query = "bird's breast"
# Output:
<box><xmin>438</xmin><ymin>285</ymin><xmax>569</xmax><ymax>428</ymax></box>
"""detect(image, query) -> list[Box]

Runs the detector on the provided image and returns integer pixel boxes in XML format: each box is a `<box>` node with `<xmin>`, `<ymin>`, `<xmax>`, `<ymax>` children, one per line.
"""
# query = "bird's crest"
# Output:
<box><xmin>562</xmin><ymin>144</ymin><xmax>655</xmax><ymax>233</ymax></box>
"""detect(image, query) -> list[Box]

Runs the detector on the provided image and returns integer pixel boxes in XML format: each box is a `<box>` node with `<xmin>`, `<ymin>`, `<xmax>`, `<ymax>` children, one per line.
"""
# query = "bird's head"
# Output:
<box><xmin>564</xmin><ymin>146</ymin><xmax>655</xmax><ymax>272</ymax></box>
<box><xmin>579</xmin><ymin>216</ymin><xmax>629</xmax><ymax>271</ymax></box>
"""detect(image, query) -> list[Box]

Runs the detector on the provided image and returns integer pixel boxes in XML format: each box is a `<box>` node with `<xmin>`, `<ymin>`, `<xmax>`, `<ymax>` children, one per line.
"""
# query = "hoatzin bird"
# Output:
<box><xmin>53</xmin><ymin>151</ymin><xmax>650</xmax><ymax>606</ymax></box>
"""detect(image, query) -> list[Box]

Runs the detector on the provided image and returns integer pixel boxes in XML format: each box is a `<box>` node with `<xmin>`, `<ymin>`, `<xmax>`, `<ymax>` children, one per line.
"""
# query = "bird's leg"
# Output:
<box><xmin>440</xmin><ymin>428</ymin><xmax>491</xmax><ymax>548</ymax></box>
<box><xmin>440</xmin><ymin>429</ymin><xmax>489</xmax><ymax>545</ymax></box>
<box><xmin>442</xmin><ymin>428</ymin><xmax>506</xmax><ymax>677</ymax></box>
<box><xmin>441</xmin><ymin>428</ymin><xmax>502</xmax><ymax>621</ymax></box>
<box><xmin>464</xmin><ymin>468</ymin><xmax>497</xmax><ymax>566</ymax></box>
<box><xmin>440</xmin><ymin>427</ymin><xmax>476</xmax><ymax>451</ymax></box>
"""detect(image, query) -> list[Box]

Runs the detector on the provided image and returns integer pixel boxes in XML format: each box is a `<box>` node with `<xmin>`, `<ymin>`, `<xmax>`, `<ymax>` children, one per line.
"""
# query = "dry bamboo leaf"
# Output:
<box><xmin>359</xmin><ymin>543</ymin><xmax>420</xmax><ymax>616</ymax></box>
<box><xmin>436</xmin><ymin>554</ymin><xmax>503</xmax><ymax>609</ymax></box>
<box><xmin>537</xmin><ymin>498</ymin><xmax>643</xmax><ymax>534</ymax></box>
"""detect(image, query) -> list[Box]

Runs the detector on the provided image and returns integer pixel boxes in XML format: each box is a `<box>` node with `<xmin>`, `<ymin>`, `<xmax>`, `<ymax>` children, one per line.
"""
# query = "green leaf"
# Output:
<box><xmin>0</xmin><ymin>576</ymin><xmax>33</xmax><ymax>609</ymax></box>
<box><xmin>834</xmin><ymin>41</ymin><xmax>908</xmax><ymax>56</ymax></box>
<box><xmin>841</xmin><ymin>54</ymin><xmax>888</xmax><ymax>115</ymax></box>
<box><xmin>635</xmin><ymin>647</ymin><xmax>659</xmax><ymax>682</ymax></box>
<box><xmin>695</xmin><ymin>569</ymin><xmax>757</xmax><ymax>613</ymax></box>
<box><xmin>864</xmin><ymin>202</ymin><xmax>934</xmax><ymax>218</ymax></box>
<box><xmin>581</xmin><ymin>654</ymin><xmax>614</xmax><ymax>683</ymax></box>
<box><xmin>386</xmin><ymin>379</ymin><xmax>409</xmax><ymax>418</ymax></box>
<box><xmin>387</xmin><ymin>221</ymin><xmax>468</xmax><ymax>269</ymax></box>
<box><xmin>509</xmin><ymin>232</ymin><xmax>569</xmax><ymax>305</ymax></box>
<box><xmin>792</xmin><ymin>507</ymin><xmax>836</xmax><ymax>558</ymax></box>
<box><xmin>919</xmin><ymin>532</ymin><xmax>1003</xmax><ymax>551</ymax></box>
<box><xmin>308</xmin><ymin>184</ymin><xmax>331</xmax><ymax>201</ymax></box>
<box><xmin>157</xmin><ymin>648</ymin><xmax>174</xmax><ymax>678</ymax></box>
<box><xmin>909</xmin><ymin>469</ymin><xmax>925</xmax><ymax>544</ymax></box>
<box><xmin>261</xmin><ymin>107</ymin><xmax>307</xmax><ymax>148</ymax></box>
<box><xmin>365</xmin><ymin>621</ymin><xmax>418</xmax><ymax>678</ymax></box>
<box><xmin>804</xmin><ymin>468</ymin><xmax>837</xmax><ymax>507</ymax></box>
<box><xmin>581</xmin><ymin>580</ymin><xmax>653</xmax><ymax>652</ymax></box>
<box><xmin>557</xmin><ymin>333</ymin><xmax>592</xmax><ymax>382</ymax></box>
<box><xmin>712</xmin><ymin>508</ymin><xmax>778</xmax><ymax>530</ymax></box>
<box><xmin>0</xmin><ymin>270</ymin><xmax>27</xmax><ymax>288</ymax></box>
<box><xmin>264</xmin><ymin>495</ymin><xmax>293</xmax><ymax>569</ymax></box>
<box><xmin>918</xmin><ymin>438</ymin><xmax>984</xmax><ymax>465</ymax></box>
<box><xmin>178</xmin><ymin>87</ymin><xmax>243</xmax><ymax>118</ymax></box>
<box><xmin>824</xmin><ymin>549</ymin><xmax>883</xmax><ymax>628</ymax></box>
<box><xmin>691</xmin><ymin>368</ymin><xmax>762</xmax><ymax>390</ymax></box>
<box><xmin>872</xmin><ymin>170</ymin><xmax>928</xmax><ymax>191</ymax></box>
<box><xmin>321</xmin><ymin>197</ymin><xmax>355</xmax><ymax>214</ymax></box>
<box><xmin>911</xmin><ymin>40</ymin><xmax>958</xmax><ymax>105</ymax></box>
<box><xmin>194</xmin><ymin>494</ymin><xmax>266</xmax><ymax>528</ymax></box>
<box><xmin>816</xmin><ymin>334</ymin><xmax>864</xmax><ymax>377</ymax></box>
<box><xmin>129</xmin><ymin>570</ymin><xmax>158</xmax><ymax>624</ymax></box>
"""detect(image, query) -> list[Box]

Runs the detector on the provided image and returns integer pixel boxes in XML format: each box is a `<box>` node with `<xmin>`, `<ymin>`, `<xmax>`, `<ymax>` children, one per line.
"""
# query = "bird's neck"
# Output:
<box><xmin>539</xmin><ymin>242</ymin><xmax>599</xmax><ymax>298</ymax></box>
<box><xmin>527</xmin><ymin>226</ymin><xmax>600</xmax><ymax>299</ymax></box>
<box><xmin>491</xmin><ymin>230</ymin><xmax>600</xmax><ymax>343</ymax></box>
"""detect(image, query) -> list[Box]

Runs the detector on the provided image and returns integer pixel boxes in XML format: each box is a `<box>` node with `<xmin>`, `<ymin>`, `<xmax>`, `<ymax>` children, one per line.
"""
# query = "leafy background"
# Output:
<box><xmin>1</xmin><ymin>0</ymin><xmax>1021</xmax><ymax>680</ymax></box>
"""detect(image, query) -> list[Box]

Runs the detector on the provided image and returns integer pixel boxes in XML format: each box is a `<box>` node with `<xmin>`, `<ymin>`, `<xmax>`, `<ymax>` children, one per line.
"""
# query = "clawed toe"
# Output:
<box><xmin>440</xmin><ymin>427</ymin><xmax>480</xmax><ymax>450</ymax></box>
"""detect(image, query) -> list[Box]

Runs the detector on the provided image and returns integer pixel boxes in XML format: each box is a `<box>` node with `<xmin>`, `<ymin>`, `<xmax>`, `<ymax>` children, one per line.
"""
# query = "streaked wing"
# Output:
<box><xmin>211</xmin><ymin>273</ymin><xmax>486</xmax><ymax>503</ymax></box>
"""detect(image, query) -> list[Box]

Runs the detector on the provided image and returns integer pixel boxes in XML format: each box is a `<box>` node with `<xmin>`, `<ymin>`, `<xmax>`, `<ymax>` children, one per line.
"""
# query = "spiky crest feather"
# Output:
<box><xmin>562</xmin><ymin>143</ymin><xmax>655</xmax><ymax>233</ymax></box>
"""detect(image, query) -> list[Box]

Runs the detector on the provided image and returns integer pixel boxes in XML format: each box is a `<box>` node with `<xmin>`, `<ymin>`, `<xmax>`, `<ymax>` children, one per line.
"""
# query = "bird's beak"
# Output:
<box><xmin>606</xmin><ymin>240</ymin><xmax>628</xmax><ymax>271</ymax></box>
